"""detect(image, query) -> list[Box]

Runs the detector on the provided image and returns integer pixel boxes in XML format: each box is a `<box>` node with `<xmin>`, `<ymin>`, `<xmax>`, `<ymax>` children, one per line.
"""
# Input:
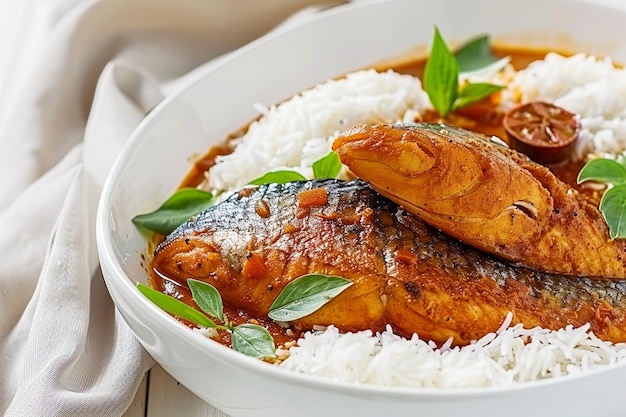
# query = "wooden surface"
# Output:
<box><xmin>123</xmin><ymin>366</ymin><xmax>229</xmax><ymax>417</ymax></box>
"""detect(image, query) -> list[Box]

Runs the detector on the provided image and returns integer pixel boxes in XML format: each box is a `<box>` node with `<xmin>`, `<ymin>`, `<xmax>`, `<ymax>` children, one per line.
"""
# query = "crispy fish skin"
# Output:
<box><xmin>151</xmin><ymin>179</ymin><xmax>626</xmax><ymax>345</ymax></box>
<box><xmin>333</xmin><ymin>123</ymin><xmax>626</xmax><ymax>278</ymax></box>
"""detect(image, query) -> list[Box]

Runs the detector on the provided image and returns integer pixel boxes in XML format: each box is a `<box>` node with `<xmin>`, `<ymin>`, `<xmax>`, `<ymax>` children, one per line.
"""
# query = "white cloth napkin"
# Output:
<box><xmin>0</xmin><ymin>1</ymin><xmax>342</xmax><ymax>415</ymax></box>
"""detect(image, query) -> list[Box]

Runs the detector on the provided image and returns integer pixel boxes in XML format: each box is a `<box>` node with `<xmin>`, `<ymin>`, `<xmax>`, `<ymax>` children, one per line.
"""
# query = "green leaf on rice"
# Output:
<box><xmin>312</xmin><ymin>152</ymin><xmax>342</xmax><ymax>179</ymax></box>
<box><xmin>188</xmin><ymin>279</ymin><xmax>224</xmax><ymax>322</ymax></box>
<box><xmin>600</xmin><ymin>186</ymin><xmax>626</xmax><ymax>239</ymax></box>
<box><xmin>577</xmin><ymin>158</ymin><xmax>626</xmax><ymax>185</ymax></box>
<box><xmin>268</xmin><ymin>274</ymin><xmax>353</xmax><ymax>322</ymax></box>
<box><xmin>231</xmin><ymin>324</ymin><xmax>277</xmax><ymax>359</ymax></box>
<box><xmin>248</xmin><ymin>152</ymin><xmax>342</xmax><ymax>186</ymax></box>
<box><xmin>132</xmin><ymin>188</ymin><xmax>215</xmax><ymax>235</ymax></box>
<box><xmin>248</xmin><ymin>170</ymin><xmax>307</xmax><ymax>185</ymax></box>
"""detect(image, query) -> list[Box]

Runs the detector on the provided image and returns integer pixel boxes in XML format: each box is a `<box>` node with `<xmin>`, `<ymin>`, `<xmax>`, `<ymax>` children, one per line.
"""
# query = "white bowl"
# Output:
<box><xmin>96</xmin><ymin>1</ymin><xmax>626</xmax><ymax>416</ymax></box>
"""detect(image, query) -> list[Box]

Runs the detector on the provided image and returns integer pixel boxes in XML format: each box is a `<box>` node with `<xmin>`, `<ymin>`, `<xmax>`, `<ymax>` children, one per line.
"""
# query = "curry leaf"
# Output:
<box><xmin>600</xmin><ymin>185</ymin><xmax>626</xmax><ymax>239</ymax></box>
<box><xmin>312</xmin><ymin>152</ymin><xmax>342</xmax><ymax>179</ymax></box>
<box><xmin>249</xmin><ymin>152</ymin><xmax>342</xmax><ymax>185</ymax></box>
<box><xmin>423</xmin><ymin>27</ymin><xmax>459</xmax><ymax>117</ymax></box>
<box><xmin>268</xmin><ymin>274</ymin><xmax>353</xmax><ymax>322</ymax></box>
<box><xmin>248</xmin><ymin>170</ymin><xmax>306</xmax><ymax>185</ymax></box>
<box><xmin>137</xmin><ymin>284</ymin><xmax>218</xmax><ymax>328</ymax></box>
<box><xmin>138</xmin><ymin>283</ymin><xmax>277</xmax><ymax>359</ymax></box>
<box><xmin>231</xmin><ymin>324</ymin><xmax>276</xmax><ymax>359</ymax></box>
<box><xmin>188</xmin><ymin>279</ymin><xmax>224</xmax><ymax>322</ymax></box>
<box><xmin>578</xmin><ymin>158</ymin><xmax>626</xmax><ymax>240</ymax></box>
<box><xmin>132</xmin><ymin>188</ymin><xmax>214</xmax><ymax>235</ymax></box>
<box><xmin>424</xmin><ymin>28</ymin><xmax>502</xmax><ymax>117</ymax></box>
<box><xmin>578</xmin><ymin>158</ymin><xmax>626</xmax><ymax>185</ymax></box>
<box><xmin>455</xmin><ymin>34</ymin><xmax>498</xmax><ymax>72</ymax></box>
<box><xmin>453</xmin><ymin>82</ymin><xmax>504</xmax><ymax>110</ymax></box>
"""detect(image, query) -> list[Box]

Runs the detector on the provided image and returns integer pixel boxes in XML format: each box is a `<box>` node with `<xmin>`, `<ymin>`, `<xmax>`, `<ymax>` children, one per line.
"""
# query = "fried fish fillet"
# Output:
<box><xmin>151</xmin><ymin>179</ymin><xmax>626</xmax><ymax>345</ymax></box>
<box><xmin>333</xmin><ymin>123</ymin><xmax>626</xmax><ymax>278</ymax></box>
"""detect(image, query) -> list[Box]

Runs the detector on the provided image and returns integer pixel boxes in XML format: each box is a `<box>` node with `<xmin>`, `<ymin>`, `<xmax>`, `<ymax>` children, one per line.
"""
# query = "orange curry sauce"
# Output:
<box><xmin>150</xmin><ymin>46</ymin><xmax>603</xmax><ymax>349</ymax></box>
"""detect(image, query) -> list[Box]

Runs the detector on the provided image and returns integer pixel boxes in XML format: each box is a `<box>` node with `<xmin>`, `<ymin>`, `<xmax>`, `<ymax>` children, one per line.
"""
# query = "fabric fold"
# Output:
<box><xmin>0</xmin><ymin>0</ymin><xmax>342</xmax><ymax>415</ymax></box>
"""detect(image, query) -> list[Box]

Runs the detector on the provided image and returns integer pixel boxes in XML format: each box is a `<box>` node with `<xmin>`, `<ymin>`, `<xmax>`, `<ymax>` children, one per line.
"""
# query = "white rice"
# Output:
<box><xmin>201</xmin><ymin>56</ymin><xmax>626</xmax><ymax>387</ymax></box>
<box><xmin>506</xmin><ymin>52</ymin><xmax>626</xmax><ymax>161</ymax></box>
<box><xmin>205</xmin><ymin>69</ymin><xmax>430</xmax><ymax>195</ymax></box>
<box><xmin>279</xmin><ymin>316</ymin><xmax>626</xmax><ymax>388</ymax></box>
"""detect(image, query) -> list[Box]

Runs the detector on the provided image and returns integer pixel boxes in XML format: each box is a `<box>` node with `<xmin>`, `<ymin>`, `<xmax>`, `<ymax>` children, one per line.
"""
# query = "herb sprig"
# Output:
<box><xmin>132</xmin><ymin>188</ymin><xmax>215</xmax><ymax>235</ymax></box>
<box><xmin>132</xmin><ymin>152</ymin><xmax>342</xmax><ymax>235</ymax></box>
<box><xmin>268</xmin><ymin>274</ymin><xmax>353</xmax><ymax>321</ymax></box>
<box><xmin>424</xmin><ymin>27</ymin><xmax>504</xmax><ymax>117</ymax></box>
<box><xmin>578</xmin><ymin>158</ymin><xmax>626</xmax><ymax>239</ymax></box>
<box><xmin>138</xmin><ymin>273</ymin><xmax>352</xmax><ymax>359</ymax></box>
<box><xmin>138</xmin><ymin>279</ymin><xmax>276</xmax><ymax>359</ymax></box>
<box><xmin>249</xmin><ymin>151</ymin><xmax>342</xmax><ymax>185</ymax></box>
<box><xmin>455</xmin><ymin>34</ymin><xmax>499</xmax><ymax>72</ymax></box>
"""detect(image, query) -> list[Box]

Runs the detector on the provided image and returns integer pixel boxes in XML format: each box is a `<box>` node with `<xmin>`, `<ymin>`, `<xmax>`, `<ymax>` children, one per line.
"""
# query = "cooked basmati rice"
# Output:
<box><xmin>506</xmin><ymin>52</ymin><xmax>626</xmax><ymax>161</ymax></box>
<box><xmin>205</xmin><ymin>69</ymin><xmax>430</xmax><ymax>195</ymax></box>
<box><xmin>279</xmin><ymin>316</ymin><xmax>626</xmax><ymax>388</ymax></box>
<box><xmin>202</xmin><ymin>54</ymin><xmax>626</xmax><ymax>388</ymax></box>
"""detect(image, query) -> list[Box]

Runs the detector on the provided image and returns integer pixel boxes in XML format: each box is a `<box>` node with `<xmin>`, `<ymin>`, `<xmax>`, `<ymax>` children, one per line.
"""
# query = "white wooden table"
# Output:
<box><xmin>0</xmin><ymin>0</ymin><xmax>232</xmax><ymax>408</ymax></box>
<box><xmin>123</xmin><ymin>365</ymin><xmax>228</xmax><ymax>417</ymax></box>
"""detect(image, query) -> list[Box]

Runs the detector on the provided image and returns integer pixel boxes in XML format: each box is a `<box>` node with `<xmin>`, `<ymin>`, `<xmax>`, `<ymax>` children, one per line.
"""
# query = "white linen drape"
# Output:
<box><xmin>0</xmin><ymin>1</ymin><xmax>341</xmax><ymax>415</ymax></box>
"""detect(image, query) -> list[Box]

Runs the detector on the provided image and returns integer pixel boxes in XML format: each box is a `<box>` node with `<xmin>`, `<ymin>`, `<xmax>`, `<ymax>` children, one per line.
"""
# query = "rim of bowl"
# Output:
<box><xmin>96</xmin><ymin>0</ymin><xmax>626</xmax><ymax>399</ymax></box>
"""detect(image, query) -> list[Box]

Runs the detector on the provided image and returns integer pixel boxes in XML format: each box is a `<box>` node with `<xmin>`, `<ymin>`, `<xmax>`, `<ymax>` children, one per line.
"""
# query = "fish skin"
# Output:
<box><xmin>152</xmin><ymin>179</ymin><xmax>626</xmax><ymax>345</ymax></box>
<box><xmin>332</xmin><ymin>122</ymin><xmax>626</xmax><ymax>278</ymax></box>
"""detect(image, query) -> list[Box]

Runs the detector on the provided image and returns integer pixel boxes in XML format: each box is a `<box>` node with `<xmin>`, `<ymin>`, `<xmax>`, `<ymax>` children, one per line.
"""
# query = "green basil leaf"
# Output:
<box><xmin>312</xmin><ymin>152</ymin><xmax>342</xmax><ymax>179</ymax></box>
<box><xmin>455</xmin><ymin>34</ymin><xmax>498</xmax><ymax>72</ymax></box>
<box><xmin>248</xmin><ymin>170</ymin><xmax>306</xmax><ymax>185</ymax></box>
<box><xmin>188</xmin><ymin>279</ymin><xmax>224</xmax><ymax>322</ymax></box>
<box><xmin>423</xmin><ymin>26</ymin><xmax>459</xmax><ymax>117</ymax></box>
<box><xmin>453</xmin><ymin>82</ymin><xmax>504</xmax><ymax>110</ymax></box>
<box><xmin>231</xmin><ymin>324</ymin><xmax>276</xmax><ymax>359</ymax></box>
<box><xmin>577</xmin><ymin>158</ymin><xmax>626</xmax><ymax>185</ymax></box>
<box><xmin>132</xmin><ymin>188</ymin><xmax>214</xmax><ymax>235</ymax></box>
<box><xmin>137</xmin><ymin>284</ymin><xmax>217</xmax><ymax>328</ymax></box>
<box><xmin>268</xmin><ymin>274</ymin><xmax>353</xmax><ymax>322</ymax></box>
<box><xmin>600</xmin><ymin>185</ymin><xmax>626</xmax><ymax>239</ymax></box>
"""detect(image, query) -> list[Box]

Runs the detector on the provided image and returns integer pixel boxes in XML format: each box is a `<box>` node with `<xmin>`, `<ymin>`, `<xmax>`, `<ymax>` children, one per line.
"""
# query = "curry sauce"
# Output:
<box><xmin>153</xmin><ymin>45</ymin><xmax>606</xmax><ymax>348</ymax></box>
